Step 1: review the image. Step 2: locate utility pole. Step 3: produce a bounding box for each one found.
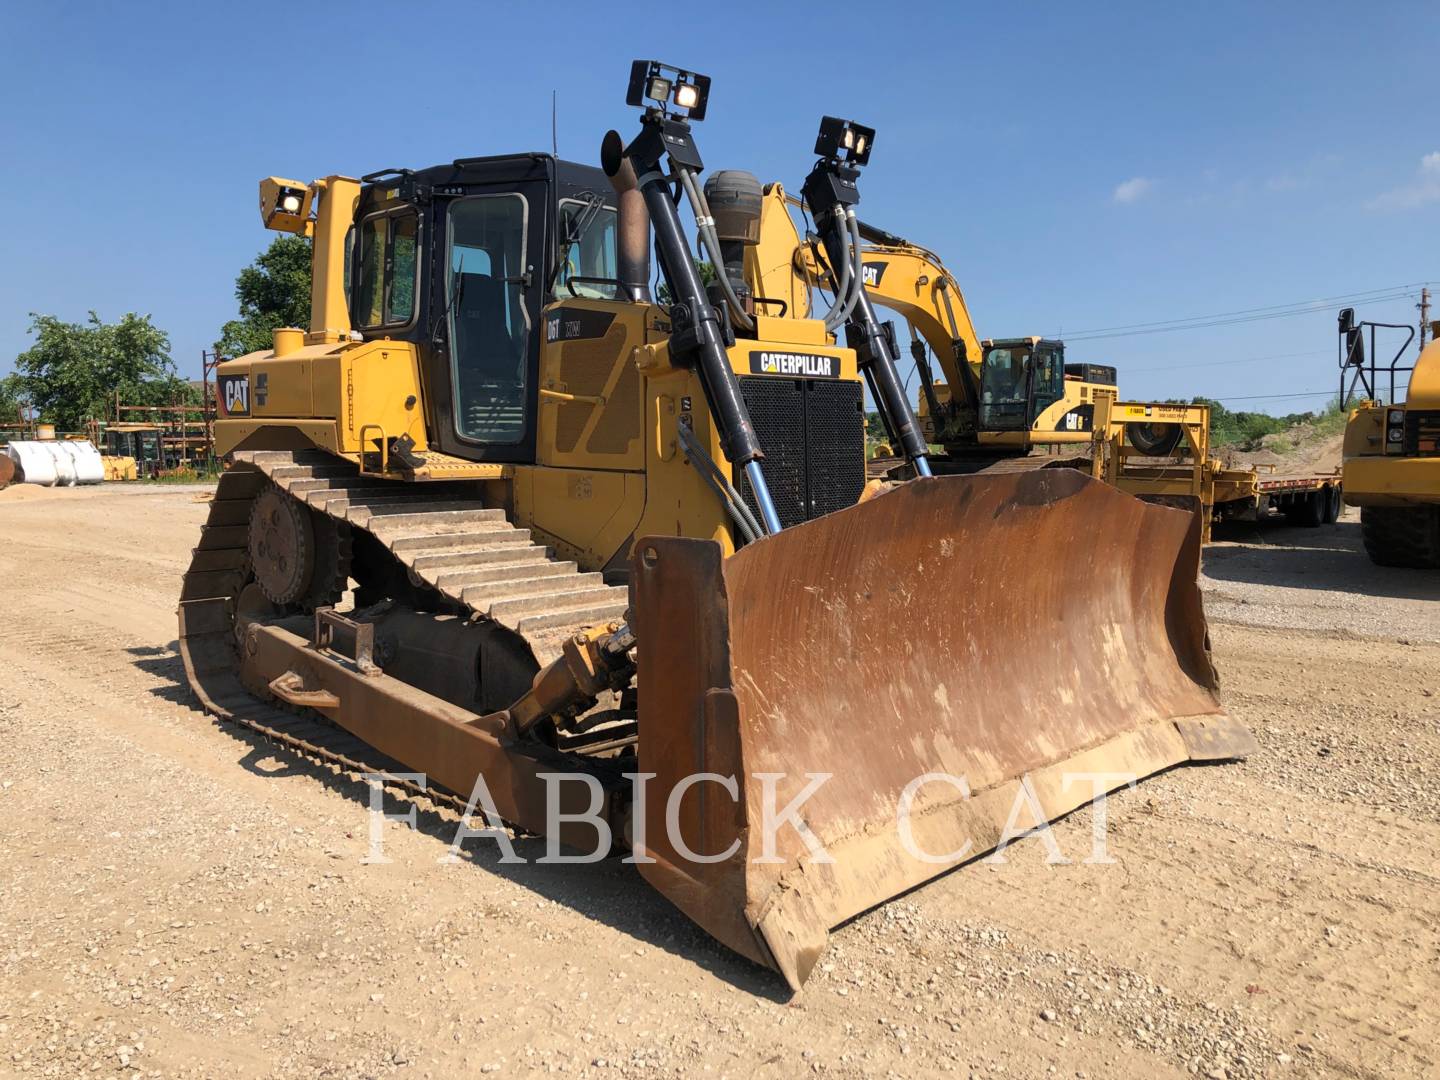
[1419,286,1430,357]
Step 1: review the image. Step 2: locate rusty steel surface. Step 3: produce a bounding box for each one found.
[0,452,14,489]
[633,470,1254,989]
[238,620,613,848]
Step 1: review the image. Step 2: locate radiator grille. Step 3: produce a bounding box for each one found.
[1403,409,1440,456]
[736,376,865,529]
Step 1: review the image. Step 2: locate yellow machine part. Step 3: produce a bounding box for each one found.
[101,455,138,481]
[1342,404,1440,508]
[1342,339,1440,508]
[215,295,855,577]
[214,336,429,459]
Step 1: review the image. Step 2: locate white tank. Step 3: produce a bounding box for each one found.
[6,440,106,486]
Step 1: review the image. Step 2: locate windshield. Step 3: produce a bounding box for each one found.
[979,346,1031,429]
[979,343,1065,429]
[555,200,619,300]
[447,194,530,444]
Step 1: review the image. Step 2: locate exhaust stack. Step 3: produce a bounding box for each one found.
[601,130,652,303]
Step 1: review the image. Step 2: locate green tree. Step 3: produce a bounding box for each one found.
[215,235,312,358]
[1181,395,1327,450]
[13,312,177,430]
[655,259,717,306]
[0,371,30,428]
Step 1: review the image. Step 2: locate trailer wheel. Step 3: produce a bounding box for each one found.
[1360,506,1440,567]
[1283,489,1326,528]
[1324,485,1342,524]
[1127,423,1183,457]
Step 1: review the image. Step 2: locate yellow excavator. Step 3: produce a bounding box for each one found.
[780,214,1183,470]
[1339,307,1440,566]
[180,63,1253,989]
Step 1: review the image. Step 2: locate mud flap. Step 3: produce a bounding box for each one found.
[631,470,1253,990]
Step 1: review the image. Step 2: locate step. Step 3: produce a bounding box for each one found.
[266,463,358,482]
[236,450,310,467]
[388,526,531,554]
[308,491,430,515]
[283,477,378,495]
[462,572,603,607]
[408,543,548,573]
[515,598,631,635]
[485,584,624,622]
[366,507,508,533]
[436,559,576,593]
[348,500,495,528]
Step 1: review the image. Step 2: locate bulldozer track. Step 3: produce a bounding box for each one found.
[176,450,630,808]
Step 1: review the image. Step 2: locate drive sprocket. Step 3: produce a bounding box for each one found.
[248,484,317,605]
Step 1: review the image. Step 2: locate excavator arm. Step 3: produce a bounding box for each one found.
[851,230,986,440]
[775,201,986,443]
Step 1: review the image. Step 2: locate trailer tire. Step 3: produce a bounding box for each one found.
[1283,490,1326,528]
[1360,505,1440,568]
[1127,423,1183,457]
[1324,485,1342,524]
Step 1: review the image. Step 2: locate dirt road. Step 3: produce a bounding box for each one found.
[1,484,1437,1079]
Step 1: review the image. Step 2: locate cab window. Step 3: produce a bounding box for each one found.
[979,347,1030,430]
[555,200,619,300]
[353,210,419,329]
[447,193,531,444]
[1030,345,1065,416]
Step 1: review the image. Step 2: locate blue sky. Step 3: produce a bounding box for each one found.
[1,2,1433,414]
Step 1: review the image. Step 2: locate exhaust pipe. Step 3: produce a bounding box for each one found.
[601,130,651,303]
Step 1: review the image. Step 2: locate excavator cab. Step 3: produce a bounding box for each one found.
[978,337,1066,430]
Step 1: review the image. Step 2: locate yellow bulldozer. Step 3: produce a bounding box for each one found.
[1339,307,1440,566]
[180,61,1253,988]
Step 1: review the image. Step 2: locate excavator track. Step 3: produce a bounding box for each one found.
[177,450,630,804]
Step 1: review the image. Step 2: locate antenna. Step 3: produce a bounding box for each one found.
[551,90,558,157]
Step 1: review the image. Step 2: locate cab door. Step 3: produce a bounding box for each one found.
[423,181,548,464]
[1027,344,1065,426]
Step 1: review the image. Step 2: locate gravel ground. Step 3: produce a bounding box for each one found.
[1,483,1437,1079]
[1202,509,1440,640]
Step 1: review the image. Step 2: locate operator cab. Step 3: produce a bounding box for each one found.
[978,337,1065,430]
[343,155,622,465]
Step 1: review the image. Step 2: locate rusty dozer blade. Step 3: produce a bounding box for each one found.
[630,469,1255,990]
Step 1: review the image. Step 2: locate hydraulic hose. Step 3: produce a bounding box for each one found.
[624,114,783,536]
[849,277,933,476]
[677,166,754,333]
[805,177,932,477]
[841,208,866,322]
[676,420,764,543]
[819,205,854,331]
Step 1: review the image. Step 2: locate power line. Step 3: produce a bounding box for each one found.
[1057,284,1430,342]
[1125,348,1329,374]
[1202,389,1337,403]
[1065,296,1411,342]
